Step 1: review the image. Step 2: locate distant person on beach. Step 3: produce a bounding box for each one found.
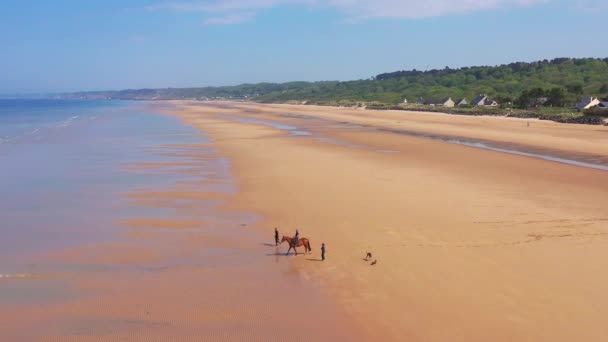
[274,228,280,246]
[321,243,326,261]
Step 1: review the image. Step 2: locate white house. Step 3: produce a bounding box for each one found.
[455,98,468,106]
[426,97,455,108]
[576,97,600,110]
[598,102,608,109]
[471,94,498,107]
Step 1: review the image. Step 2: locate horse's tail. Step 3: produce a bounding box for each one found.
[308,240,312,253]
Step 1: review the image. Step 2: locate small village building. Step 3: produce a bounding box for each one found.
[403,98,408,104]
[576,97,600,110]
[471,94,499,107]
[414,97,457,107]
[429,97,456,107]
[577,97,598,110]
[471,94,486,106]
[455,98,468,106]
[425,97,455,107]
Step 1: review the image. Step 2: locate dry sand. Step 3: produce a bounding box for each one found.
[2,101,607,341]
[167,101,608,341]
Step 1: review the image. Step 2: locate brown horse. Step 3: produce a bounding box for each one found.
[281,236,312,256]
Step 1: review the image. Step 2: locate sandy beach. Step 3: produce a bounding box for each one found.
[5,1,608,340]
[2,100,607,341]
[166,101,608,341]
[0,103,361,341]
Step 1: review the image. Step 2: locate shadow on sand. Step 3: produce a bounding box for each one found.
[266,252,306,257]
[306,258,323,262]
[263,242,310,257]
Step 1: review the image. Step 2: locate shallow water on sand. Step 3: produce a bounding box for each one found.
[230,107,608,171]
[374,126,608,171]
[0,100,211,269]
[217,114,312,136]
[0,101,360,341]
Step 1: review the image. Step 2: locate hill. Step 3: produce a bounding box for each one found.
[62,58,608,108]
[255,58,608,107]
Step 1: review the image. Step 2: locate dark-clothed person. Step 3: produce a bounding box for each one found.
[321,243,326,261]
[293,229,300,246]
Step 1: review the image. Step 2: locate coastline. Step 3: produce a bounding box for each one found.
[167,101,608,341]
[2,99,607,340]
[0,101,363,341]
[178,100,608,169]
[100,98,608,126]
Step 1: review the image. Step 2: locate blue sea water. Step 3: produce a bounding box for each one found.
[0,99,211,269]
[0,99,110,145]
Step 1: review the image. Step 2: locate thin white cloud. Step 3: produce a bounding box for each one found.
[327,0,550,19]
[205,11,257,24]
[147,0,551,23]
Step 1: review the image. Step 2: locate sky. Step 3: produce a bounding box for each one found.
[1,0,607,93]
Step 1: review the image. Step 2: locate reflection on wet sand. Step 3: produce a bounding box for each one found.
[166,101,608,342]
[1,103,360,341]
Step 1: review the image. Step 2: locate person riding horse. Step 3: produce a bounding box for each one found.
[281,234,311,255]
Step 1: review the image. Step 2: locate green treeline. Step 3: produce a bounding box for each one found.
[67,58,608,109]
[256,58,608,107]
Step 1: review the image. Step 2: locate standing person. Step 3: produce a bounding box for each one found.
[274,228,280,246]
[321,243,326,261]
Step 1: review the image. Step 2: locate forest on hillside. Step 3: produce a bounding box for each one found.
[65,58,608,109]
[255,58,608,107]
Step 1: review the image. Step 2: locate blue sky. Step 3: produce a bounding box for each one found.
[1,0,607,93]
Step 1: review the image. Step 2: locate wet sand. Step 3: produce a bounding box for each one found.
[0,104,360,341]
[166,101,608,341]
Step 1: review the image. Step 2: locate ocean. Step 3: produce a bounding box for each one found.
[0,99,210,272]
[0,100,356,341]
